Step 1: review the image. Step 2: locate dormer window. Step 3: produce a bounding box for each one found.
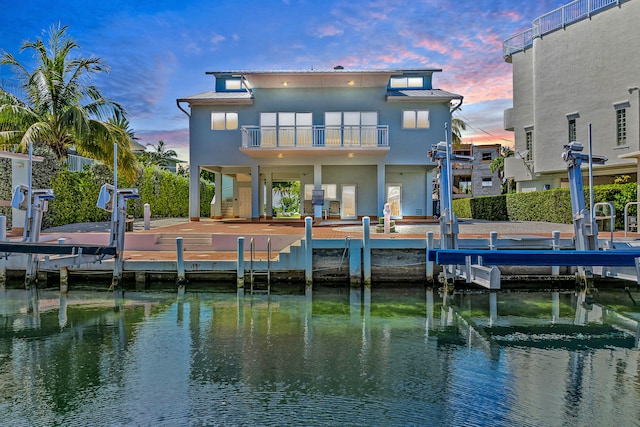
[225,79,242,90]
[390,77,424,89]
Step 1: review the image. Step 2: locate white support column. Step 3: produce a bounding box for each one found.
[313,164,322,219]
[251,164,260,220]
[212,171,222,219]
[259,174,265,219]
[265,173,273,219]
[426,169,434,217]
[377,163,385,217]
[189,164,201,221]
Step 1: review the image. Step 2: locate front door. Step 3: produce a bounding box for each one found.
[239,187,251,218]
[341,184,357,219]
[386,184,402,218]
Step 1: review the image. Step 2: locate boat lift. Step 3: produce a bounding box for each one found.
[42,184,139,289]
[427,140,640,289]
[428,136,500,288]
[0,144,139,290]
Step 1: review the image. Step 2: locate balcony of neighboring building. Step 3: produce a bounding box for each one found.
[504,108,514,131]
[503,0,624,60]
[240,124,390,158]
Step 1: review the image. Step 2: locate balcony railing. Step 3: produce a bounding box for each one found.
[503,0,622,58]
[242,125,389,149]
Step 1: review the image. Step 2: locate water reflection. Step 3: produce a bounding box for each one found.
[1,287,640,426]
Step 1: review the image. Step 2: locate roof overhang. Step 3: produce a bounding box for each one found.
[618,150,640,161]
[176,91,253,106]
[0,150,44,162]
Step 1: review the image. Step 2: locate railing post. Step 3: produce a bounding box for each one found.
[237,237,245,289]
[176,237,186,297]
[552,231,561,276]
[349,238,362,287]
[144,203,151,230]
[426,231,434,281]
[362,217,371,288]
[305,217,313,289]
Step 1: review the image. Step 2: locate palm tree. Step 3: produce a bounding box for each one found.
[451,117,467,145]
[140,140,179,169]
[490,146,515,193]
[0,24,138,178]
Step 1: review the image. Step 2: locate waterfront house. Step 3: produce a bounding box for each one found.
[178,68,463,221]
[503,0,640,193]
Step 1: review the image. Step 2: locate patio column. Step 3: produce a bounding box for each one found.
[314,164,322,219]
[377,163,385,217]
[251,164,260,221]
[265,173,273,219]
[211,171,222,219]
[426,169,434,217]
[189,164,201,221]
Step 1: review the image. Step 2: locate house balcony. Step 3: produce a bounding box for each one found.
[240,125,390,158]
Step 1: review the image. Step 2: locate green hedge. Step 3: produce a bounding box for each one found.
[452,196,507,220]
[452,183,637,229]
[452,198,471,218]
[47,165,214,225]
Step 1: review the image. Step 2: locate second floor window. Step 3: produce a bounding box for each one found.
[616,108,627,146]
[211,112,238,130]
[481,152,492,161]
[525,128,533,161]
[568,119,576,143]
[402,110,430,129]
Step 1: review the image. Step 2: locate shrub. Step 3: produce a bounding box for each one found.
[451,183,637,229]
[452,198,471,218]
[47,165,214,225]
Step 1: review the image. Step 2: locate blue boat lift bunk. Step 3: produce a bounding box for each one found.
[427,139,640,289]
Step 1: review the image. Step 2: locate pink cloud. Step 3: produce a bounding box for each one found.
[315,24,344,38]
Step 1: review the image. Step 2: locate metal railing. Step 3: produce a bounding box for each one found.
[65,154,96,171]
[503,0,622,58]
[242,124,389,149]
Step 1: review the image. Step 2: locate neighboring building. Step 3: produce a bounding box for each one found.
[450,144,502,199]
[177,68,462,221]
[503,0,640,192]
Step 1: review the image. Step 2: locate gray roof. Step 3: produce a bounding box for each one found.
[386,89,463,101]
[177,91,253,104]
[207,68,442,76]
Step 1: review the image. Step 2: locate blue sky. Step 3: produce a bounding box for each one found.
[0,0,569,162]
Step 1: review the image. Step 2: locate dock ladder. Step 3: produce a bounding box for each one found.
[250,237,271,295]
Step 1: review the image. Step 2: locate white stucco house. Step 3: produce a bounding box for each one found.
[503,0,640,192]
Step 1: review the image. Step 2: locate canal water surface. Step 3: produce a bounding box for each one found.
[1,287,640,426]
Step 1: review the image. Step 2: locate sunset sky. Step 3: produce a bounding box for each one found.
[0,0,569,162]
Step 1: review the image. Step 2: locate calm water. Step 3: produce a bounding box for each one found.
[1,286,640,427]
